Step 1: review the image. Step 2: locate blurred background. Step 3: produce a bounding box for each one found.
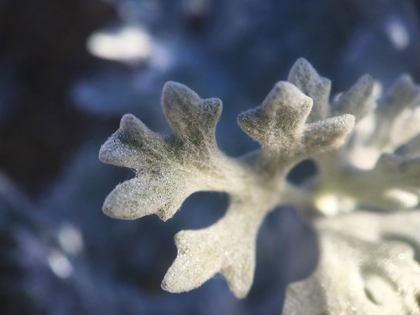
[1,0,420,314]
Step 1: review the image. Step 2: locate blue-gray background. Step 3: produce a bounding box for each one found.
[1,0,419,314]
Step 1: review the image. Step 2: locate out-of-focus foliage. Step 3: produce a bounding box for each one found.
[284,211,420,315]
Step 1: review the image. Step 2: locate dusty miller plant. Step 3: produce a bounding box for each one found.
[99,58,420,314]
